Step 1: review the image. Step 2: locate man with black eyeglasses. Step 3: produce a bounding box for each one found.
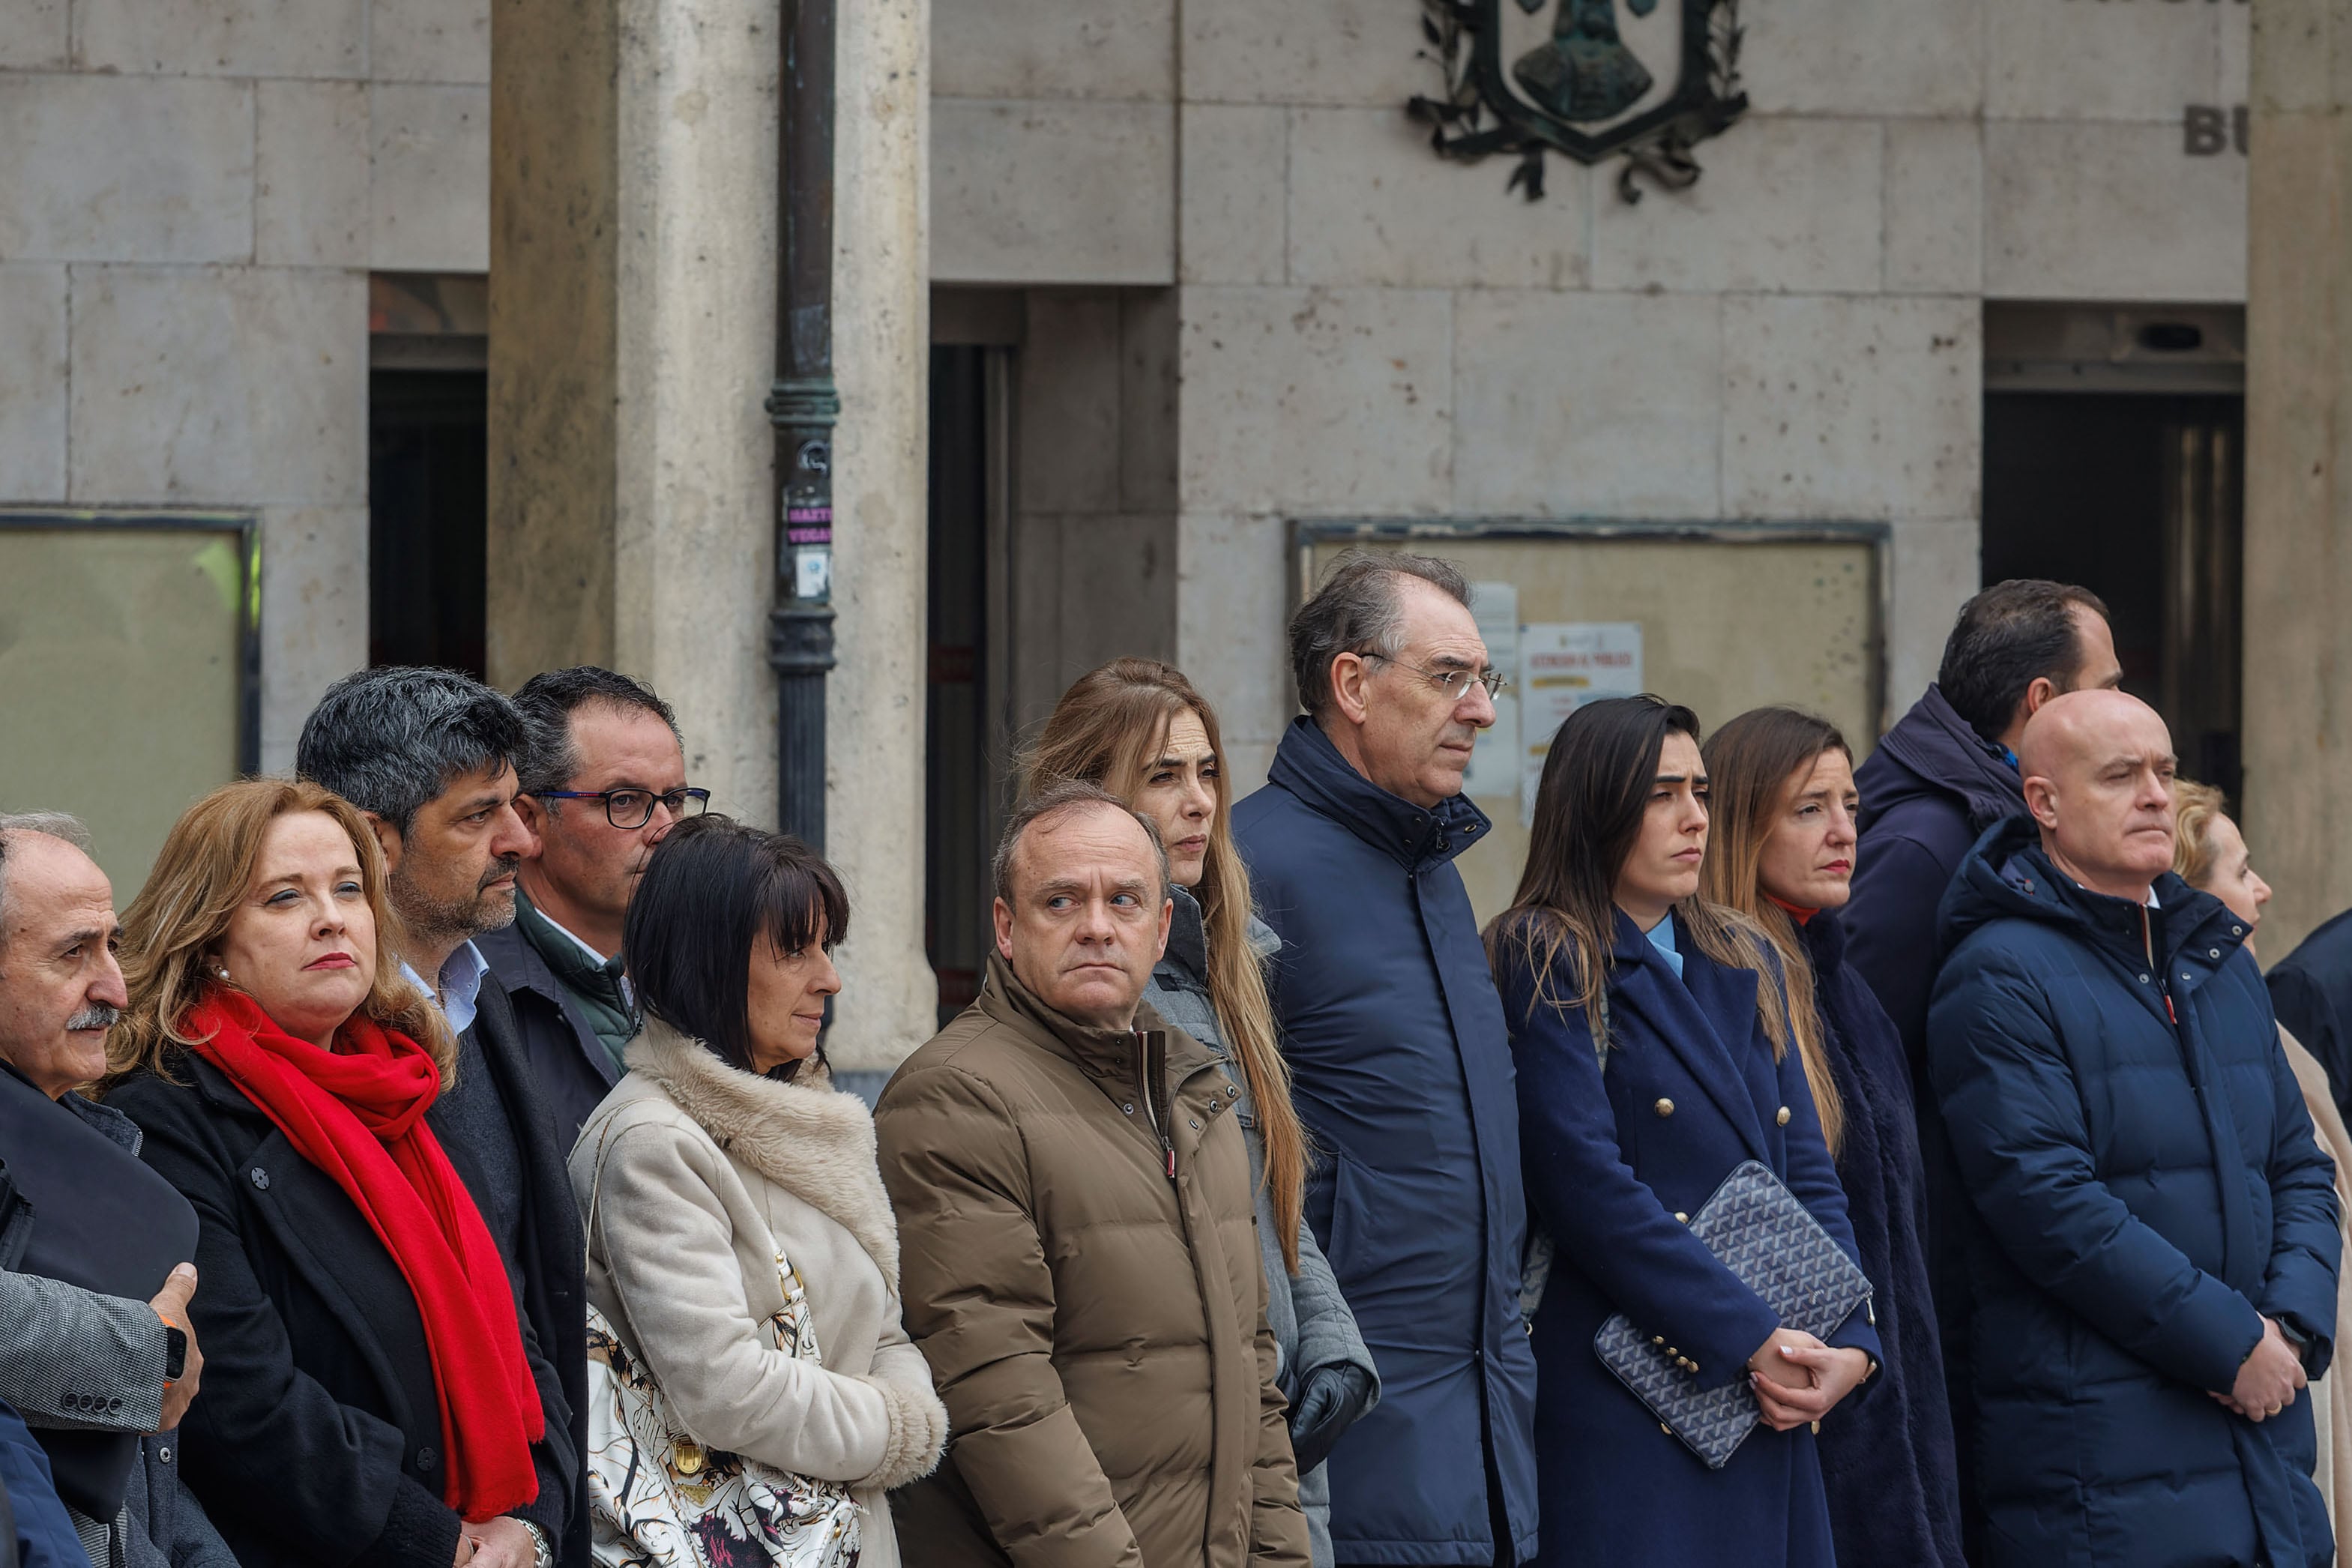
[492,667,708,1147]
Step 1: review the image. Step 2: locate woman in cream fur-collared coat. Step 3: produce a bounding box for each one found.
[570,816,947,1566]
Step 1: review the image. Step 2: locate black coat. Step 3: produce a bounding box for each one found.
[453,974,591,1568]
[106,1055,576,1568]
[472,920,622,1152]
[1846,683,2026,1555]
[1929,820,2340,1568]
[1797,911,1965,1568]
[2268,907,2352,1124]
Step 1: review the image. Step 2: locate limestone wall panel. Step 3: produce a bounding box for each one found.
[1177,285,1452,515]
[1740,0,1984,118]
[372,0,493,85]
[1018,294,1125,511]
[1177,510,1291,766]
[1886,516,1980,725]
[1590,118,1883,295]
[0,265,67,501]
[1884,121,1984,295]
[257,82,370,268]
[1181,0,1428,108]
[1453,289,1722,519]
[67,266,367,506]
[0,75,253,265]
[1721,293,1979,522]
[1286,108,1591,290]
[78,0,365,78]
[1180,104,1286,286]
[371,83,490,273]
[932,0,1172,100]
[257,507,369,772]
[0,1,67,69]
[930,98,1174,283]
[1984,120,2246,301]
[1985,0,2223,121]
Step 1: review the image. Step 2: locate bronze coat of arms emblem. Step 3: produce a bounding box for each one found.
[1410,0,1746,200]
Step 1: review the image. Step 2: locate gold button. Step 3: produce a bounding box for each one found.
[1667,1347,1678,1357]
[1809,1420,1821,1435]
[1776,1106,1791,1126]
[1660,1422,1673,1435]
[1654,1097,1675,1118]
[1652,1336,1665,1345]
[1674,1211,1689,1223]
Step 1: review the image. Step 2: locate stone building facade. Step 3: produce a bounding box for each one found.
[0,0,2296,1070]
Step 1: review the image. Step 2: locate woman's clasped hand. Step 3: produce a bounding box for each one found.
[1747,1327,1873,1432]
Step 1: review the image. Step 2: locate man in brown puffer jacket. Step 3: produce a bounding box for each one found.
[877,781,1309,1568]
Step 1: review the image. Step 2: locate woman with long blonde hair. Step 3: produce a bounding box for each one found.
[1701,705,1964,1568]
[1486,695,1878,1568]
[104,778,573,1568]
[1027,657,1377,1568]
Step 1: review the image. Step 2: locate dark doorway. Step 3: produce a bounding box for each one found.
[926,344,1013,1025]
[1982,391,2243,800]
[369,369,488,676]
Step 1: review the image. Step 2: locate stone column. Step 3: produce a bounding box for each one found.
[489,0,936,1067]
[823,0,940,1073]
[2245,0,2352,956]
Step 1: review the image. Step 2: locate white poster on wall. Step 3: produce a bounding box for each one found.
[1518,621,1644,824]
[1465,581,1521,799]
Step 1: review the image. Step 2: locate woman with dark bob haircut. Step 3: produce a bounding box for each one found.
[568,815,946,1565]
[1488,695,1881,1568]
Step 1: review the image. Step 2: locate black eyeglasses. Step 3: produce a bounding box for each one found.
[531,787,711,829]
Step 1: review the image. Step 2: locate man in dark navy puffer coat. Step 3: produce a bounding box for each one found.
[1930,690,2339,1568]
[1234,549,1537,1567]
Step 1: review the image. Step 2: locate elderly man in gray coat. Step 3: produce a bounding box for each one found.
[0,813,236,1568]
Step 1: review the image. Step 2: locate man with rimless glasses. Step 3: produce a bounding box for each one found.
[491,668,708,1145]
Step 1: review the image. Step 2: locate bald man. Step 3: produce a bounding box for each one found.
[1926,691,2340,1568]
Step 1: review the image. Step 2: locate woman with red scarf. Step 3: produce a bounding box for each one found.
[104,780,573,1568]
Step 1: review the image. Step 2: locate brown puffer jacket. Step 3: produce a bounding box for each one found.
[876,955,1309,1568]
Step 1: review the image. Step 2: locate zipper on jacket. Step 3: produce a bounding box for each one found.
[2142,907,2179,1026]
[1136,1030,1176,1181]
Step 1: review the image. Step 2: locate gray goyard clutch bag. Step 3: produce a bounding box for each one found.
[1594,1158,1872,1471]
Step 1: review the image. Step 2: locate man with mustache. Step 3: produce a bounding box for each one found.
[0,812,233,1567]
[298,668,586,1568]
[488,667,702,1145]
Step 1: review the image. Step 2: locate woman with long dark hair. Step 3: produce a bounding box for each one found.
[1027,657,1376,1567]
[1701,706,1964,1567]
[1487,695,1879,1568]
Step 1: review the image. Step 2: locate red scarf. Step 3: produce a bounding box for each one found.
[187,990,542,1520]
[1766,894,1820,926]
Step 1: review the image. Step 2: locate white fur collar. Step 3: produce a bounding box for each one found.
[627,1020,900,1289]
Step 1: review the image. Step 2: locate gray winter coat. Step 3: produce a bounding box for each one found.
[1145,887,1380,1568]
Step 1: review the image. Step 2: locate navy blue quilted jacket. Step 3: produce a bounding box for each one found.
[1929,816,2341,1568]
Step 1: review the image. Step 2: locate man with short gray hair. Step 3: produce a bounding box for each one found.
[298,668,588,1568]
[879,781,1310,1567]
[0,814,235,1568]
[1234,549,1540,1566]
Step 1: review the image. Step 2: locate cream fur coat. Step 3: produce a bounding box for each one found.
[570,1022,946,1567]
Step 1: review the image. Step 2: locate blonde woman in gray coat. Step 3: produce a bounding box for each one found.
[570,817,946,1566]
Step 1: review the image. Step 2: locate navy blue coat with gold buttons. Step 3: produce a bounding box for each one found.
[1495,906,1880,1568]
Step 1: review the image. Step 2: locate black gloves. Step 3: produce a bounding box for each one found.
[1287,1363,1375,1474]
